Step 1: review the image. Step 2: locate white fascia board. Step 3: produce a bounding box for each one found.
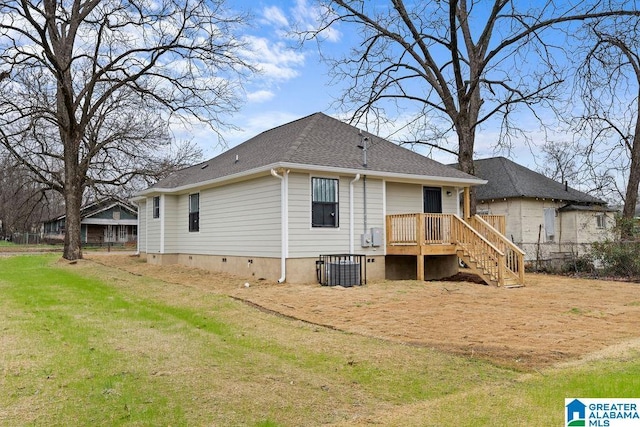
[134,162,486,196]
[279,163,487,186]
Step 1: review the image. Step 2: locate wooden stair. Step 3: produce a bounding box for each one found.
[385,213,525,287]
[451,215,526,287]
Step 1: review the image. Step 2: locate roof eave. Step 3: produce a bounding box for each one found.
[134,162,486,196]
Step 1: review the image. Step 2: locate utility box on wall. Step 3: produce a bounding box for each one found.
[361,233,372,247]
[371,227,383,247]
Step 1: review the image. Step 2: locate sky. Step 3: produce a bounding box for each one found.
[169,0,612,184]
[172,0,343,159]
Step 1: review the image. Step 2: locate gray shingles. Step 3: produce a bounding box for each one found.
[149,112,478,190]
[473,157,605,204]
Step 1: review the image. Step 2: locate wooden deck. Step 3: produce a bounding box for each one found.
[386,213,525,287]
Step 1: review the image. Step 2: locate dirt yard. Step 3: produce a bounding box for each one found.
[87,254,640,370]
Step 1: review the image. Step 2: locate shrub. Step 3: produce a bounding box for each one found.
[561,254,595,274]
[591,240,640,277]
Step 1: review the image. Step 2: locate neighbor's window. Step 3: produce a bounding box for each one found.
[189,193,199,232]
[312,177,338,227]
[596,213,606,229]
[153,196,160,219]
[544,207,556,242]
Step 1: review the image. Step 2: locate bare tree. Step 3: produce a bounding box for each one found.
[0,152,62,238]
[536,139,622,203]
[573,16,640,235]
[306,0,640,213]
[0,0,251,260]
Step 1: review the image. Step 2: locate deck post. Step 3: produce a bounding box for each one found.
[416,213,425,246]
[417,254,425,281]
[463,187,471,220]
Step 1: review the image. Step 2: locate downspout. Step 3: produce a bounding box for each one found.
[271,169,289,283]
[363,175,368,230]
[145,199,149,254]
[349,174,361,253]
[135,202,140,255]
[159,195,165,254]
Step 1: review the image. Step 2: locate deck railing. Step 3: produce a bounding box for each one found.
[478,214,506,235]
[386,213,456,246]
[386,213,524,286]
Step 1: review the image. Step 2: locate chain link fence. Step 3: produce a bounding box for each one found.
[10,233,44,245]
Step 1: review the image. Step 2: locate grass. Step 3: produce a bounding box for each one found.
[1,255,639,426]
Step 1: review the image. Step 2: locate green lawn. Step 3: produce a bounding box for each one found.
[1,255,638,426]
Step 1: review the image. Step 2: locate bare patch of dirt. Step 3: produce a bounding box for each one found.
[87,254,640,370]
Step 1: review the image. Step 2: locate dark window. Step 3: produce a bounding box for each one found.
[312,178,338,227]
[423,187,442,213]
[189,193,199,232]
[153,196,160,219]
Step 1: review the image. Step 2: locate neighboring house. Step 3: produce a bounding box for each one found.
[133,113,525,286]
[43,198,138,245]
[471,157,616,264]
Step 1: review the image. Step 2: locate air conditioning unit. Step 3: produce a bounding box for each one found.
[327,260,361,287]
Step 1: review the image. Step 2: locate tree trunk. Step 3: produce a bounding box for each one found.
[63,169,83,260]
[621,98,640,239]
[457,124,477,216]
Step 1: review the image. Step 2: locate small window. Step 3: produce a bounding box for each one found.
[544,208,556,242]
[596,213,606,229]
[189,193,199,232]
[153,196,160,219]
[312,177,338,227]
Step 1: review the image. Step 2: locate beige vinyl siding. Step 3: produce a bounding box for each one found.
[175,175,281,257]
[163,195,180,253]
[288,172,349,257]
[288,173,385,257]
[146,196,161,253]
[441,186,458,214]
[385,182,459,214]
[137,200,147,252]
[351,177,384,255]
[385,182,422,214]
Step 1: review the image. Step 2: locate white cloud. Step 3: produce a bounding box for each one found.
[262,6,289,28]
[246,89,275,103]
[292,0,341,43]
[240,35,305,81]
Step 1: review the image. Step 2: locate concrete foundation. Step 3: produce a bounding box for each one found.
[140,252,385,284]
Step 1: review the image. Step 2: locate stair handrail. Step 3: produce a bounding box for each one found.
[451,214,506,285]
[470,215,525,285]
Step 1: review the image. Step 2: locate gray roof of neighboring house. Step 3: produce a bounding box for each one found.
[145,112,481,192]
[558,204,617,212]
[471,157,605,204]
[45,197,137,222]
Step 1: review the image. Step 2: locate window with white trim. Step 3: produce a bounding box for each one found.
[189,193,199,232]
[596,213,606,229]
[153,196,160,219]
[312,177,338,227]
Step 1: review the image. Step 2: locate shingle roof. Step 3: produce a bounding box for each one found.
[45,197,136,222]
[147,112,480,191]
[472,157,605,204]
